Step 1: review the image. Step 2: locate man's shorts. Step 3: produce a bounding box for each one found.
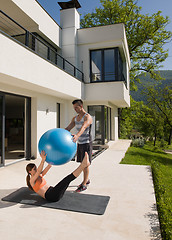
[76,142,92,163]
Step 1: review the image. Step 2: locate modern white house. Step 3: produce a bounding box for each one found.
[0,0,130,167]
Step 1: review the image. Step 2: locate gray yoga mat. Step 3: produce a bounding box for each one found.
[2,187,110,215]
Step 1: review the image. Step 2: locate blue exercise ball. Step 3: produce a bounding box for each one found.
[38,128,77,165]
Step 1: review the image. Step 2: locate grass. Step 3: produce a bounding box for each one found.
[120,142,172,240]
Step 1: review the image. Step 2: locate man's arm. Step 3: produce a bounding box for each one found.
[73,114,92,142]
[65,116,75,131]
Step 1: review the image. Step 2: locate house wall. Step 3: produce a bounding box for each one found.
[0,2,131,165]
[0,32,82,100]
[12,0,61,47]
[85,82,130,108]
[77,24,130,83]
[60,8,80,67]
[0,81,75,158]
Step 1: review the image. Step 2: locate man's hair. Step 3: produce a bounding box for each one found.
[72,99,83,106]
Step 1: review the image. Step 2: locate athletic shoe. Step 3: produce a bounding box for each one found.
[86,179,90,185]
[75,184,87,192]
[77,179,90,189]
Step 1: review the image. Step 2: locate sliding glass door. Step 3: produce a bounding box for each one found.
[0,92,31,166]
[0,94,5,166]
[88,105,112,145]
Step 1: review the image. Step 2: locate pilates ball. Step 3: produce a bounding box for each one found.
[38,128,77,165]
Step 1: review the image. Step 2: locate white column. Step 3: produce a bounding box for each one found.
[60,8,80,67]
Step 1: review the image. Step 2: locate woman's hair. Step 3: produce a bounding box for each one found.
[26,163,35,191]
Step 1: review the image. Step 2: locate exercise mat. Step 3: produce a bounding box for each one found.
[2,187,110,215]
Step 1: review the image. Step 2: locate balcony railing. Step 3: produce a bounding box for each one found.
[0,9,84,82]
[91,72,127,88]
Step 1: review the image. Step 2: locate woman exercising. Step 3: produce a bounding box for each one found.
[26,150,90,202]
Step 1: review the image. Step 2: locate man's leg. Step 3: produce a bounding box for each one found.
[82,142,92,186]
[73,152,90,177]
[82,166,89,186]
[75,143,92,192]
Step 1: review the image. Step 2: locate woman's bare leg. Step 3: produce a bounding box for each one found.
[73,152,90,178]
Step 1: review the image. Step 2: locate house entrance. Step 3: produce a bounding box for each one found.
[0,92,31,166]
[88,105,112,145]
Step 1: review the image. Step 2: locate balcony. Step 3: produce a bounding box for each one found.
[85,81,130,107]
[91,72,127,89]
[0,10,84,82]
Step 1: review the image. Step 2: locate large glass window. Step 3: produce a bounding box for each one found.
[90,50,102,81]
[88,105,112,145]
[104,49,115,81]
[90,47,125,83]
[57,103,60,128]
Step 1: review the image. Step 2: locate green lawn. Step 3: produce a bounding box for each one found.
[120,143,172,240]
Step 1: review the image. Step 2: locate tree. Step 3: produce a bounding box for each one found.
[120,98,164,145]
[118,99,135,139]
[142,85,172,145]
[134,103,164,146]
[81,0,172,89]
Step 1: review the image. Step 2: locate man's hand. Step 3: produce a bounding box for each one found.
[72,134,79,143]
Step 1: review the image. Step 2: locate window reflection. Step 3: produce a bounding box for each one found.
[91,50,102,81]
[90,47,125,83]
[88,105,111,145]
[104,49,115,81]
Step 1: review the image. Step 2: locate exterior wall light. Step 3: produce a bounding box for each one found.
[46,108,50,114]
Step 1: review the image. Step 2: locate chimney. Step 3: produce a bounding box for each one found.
[58,0,81,68]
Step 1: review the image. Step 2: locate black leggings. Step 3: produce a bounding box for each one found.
[44,173,76,202]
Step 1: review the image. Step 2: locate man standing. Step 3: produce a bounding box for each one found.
[65,99,92,192]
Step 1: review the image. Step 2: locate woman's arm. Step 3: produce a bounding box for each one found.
[30,151,47,184]
[41,164,52,176]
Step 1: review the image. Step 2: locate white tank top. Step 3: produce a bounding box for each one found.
[74,113,92,144]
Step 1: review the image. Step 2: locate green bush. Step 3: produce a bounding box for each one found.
[160,139,168,149]
[131,138,144,147]
[151,161,172,240]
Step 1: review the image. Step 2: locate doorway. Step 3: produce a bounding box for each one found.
[0,92,31,166]
[0,94,5,167]
[88,105,112,145]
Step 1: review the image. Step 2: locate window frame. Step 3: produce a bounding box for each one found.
[90,47,125,84]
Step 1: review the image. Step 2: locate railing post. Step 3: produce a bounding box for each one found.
[74,67,76,77]
[55,53,57,65]
[25,30,29,47]
[47,47,50,60]
[63,58,65,70]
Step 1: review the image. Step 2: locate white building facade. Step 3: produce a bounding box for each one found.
[0,0,130,166]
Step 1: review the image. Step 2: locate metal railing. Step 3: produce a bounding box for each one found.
[0,9,84,82]
[91,72,128,88]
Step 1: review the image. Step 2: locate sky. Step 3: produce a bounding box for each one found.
[37,0,172,70]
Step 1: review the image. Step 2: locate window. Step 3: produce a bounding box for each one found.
[90,47,125,83]
[57,103,60,128]
[90,50,102,81]
[104,49,115,81]
[88,105,112,145]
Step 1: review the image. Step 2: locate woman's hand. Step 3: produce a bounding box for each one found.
[40,150,47,162]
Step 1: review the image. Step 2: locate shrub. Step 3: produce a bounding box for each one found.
[131,139,144,147]
[151,161,172,240]
[160,139,168,149]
